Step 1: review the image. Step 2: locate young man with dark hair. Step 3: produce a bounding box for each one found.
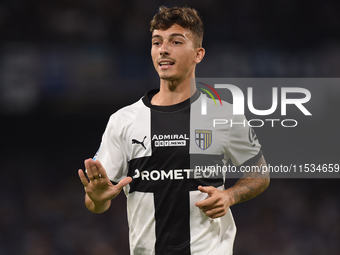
[79,6,269,255]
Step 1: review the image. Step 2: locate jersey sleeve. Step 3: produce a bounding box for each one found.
[93,114,129,183]
[226,114,262,166]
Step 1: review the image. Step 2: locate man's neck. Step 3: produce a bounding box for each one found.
[151,78,196,106]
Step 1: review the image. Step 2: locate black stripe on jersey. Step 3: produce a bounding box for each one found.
[228,150,263,179]
[131,100,191,255]
[127,90,224,255]
[240,150,263,166]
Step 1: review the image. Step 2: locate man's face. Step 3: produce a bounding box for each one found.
[151,24,202,82]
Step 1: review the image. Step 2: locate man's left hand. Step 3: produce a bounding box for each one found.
[195,186,233,219]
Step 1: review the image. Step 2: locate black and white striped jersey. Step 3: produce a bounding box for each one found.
[94,89,262,255]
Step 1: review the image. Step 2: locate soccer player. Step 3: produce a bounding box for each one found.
[78,6,269,255]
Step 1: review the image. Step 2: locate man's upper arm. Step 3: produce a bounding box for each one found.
[94,114,129,183]
[247,154,270,179]
[227,115,262,167]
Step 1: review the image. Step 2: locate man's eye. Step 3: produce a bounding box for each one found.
[174,41,182,44]
[153,41,161,46]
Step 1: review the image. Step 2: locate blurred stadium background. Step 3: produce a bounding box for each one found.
[0,0,339,254]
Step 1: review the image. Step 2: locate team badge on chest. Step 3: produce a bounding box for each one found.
[195,130,212,150]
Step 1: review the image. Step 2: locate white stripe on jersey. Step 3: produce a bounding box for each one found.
[127,191,156,254]
[189,187,236,255]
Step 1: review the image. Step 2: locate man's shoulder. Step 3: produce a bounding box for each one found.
[109,89,157,119]
[110,97,145,120]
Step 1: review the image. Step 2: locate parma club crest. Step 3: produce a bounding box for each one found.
[195,130,212,150]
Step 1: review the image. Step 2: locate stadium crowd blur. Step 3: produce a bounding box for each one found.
[1,0,339,254]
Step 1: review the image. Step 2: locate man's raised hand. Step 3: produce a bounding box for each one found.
[78,158,132,213]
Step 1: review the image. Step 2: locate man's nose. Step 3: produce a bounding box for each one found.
[159,41,170,55]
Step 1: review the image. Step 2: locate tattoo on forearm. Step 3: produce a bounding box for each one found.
[231,157,270,204]
[232,173,269,204]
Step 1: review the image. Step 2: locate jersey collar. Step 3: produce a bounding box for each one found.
[142,89,200,112]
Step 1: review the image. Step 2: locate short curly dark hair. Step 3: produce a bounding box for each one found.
[150,6,204,48]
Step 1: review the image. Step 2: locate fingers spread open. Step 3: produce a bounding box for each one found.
[85,158,105,180]
[116,177,133,190]
[94,160,109,180]
[85,159,95,180]
[78,169,89,187]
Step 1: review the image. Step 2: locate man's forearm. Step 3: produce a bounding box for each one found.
[226,156,270,206]
[227,172,270,206]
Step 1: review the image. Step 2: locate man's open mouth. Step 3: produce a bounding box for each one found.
[159,61,175,66]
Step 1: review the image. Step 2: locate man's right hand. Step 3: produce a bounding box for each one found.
[78,158,132,213]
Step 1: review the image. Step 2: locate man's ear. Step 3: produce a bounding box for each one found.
[195,47,205,64]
